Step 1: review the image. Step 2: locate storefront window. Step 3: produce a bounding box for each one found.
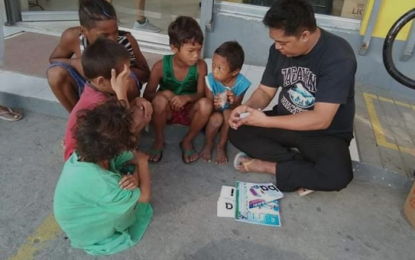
[24,0,201,34]
[222,0,368,20]
[24,0,78,11]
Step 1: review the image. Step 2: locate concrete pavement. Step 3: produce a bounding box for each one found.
[1,111,415,260]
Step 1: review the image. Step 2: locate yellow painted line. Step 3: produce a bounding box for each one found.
[378,96,393,103]
[400,147,415,157]
[363,92,415,157]
[9,214,61,260]
[394,100,411,108]
[363,93,399,150]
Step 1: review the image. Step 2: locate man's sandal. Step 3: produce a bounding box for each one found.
[233,152,257,173]
[0,107,22,122]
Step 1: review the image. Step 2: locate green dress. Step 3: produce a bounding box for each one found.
[158,55,198,95]
[53,152,153,256]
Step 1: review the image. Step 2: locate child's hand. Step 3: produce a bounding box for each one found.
[227,90,235,105]
[133,97,153,118]
[213,95,222,110]
[170,96,189,111]
[119,175,139,190]
[111,64,131,98]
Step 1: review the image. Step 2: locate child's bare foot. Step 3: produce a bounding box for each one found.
[215,146,228,165]
[180,140,199,164]
[147,141,164,163]
[200,144,213,163]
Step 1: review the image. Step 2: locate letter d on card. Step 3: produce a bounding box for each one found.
[217,198,235,218]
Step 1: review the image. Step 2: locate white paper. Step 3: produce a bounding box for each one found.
[219,186,235,200]
[217,198,235,218]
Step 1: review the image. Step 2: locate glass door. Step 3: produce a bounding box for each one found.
[16,0,201,51]
[111,0,201,34]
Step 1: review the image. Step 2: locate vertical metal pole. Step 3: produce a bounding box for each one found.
[400,20,415,62]
[0,2,5,67]
[200,0,215,58]
[359,0,383,56]
[4,0,22,25]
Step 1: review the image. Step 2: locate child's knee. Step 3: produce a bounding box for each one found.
[209,113,224,128]
[152,95,169,112]
[197,98,213,116]
[159,90,175,100]
[47,66,69,87]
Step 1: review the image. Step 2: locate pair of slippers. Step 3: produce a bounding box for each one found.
[0,107,22,122]
[147,142,199,165]
[233,152,315,197]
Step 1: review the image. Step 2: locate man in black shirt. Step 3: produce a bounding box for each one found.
[229,0,356,194]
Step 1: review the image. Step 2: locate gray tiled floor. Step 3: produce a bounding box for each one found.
[354,84,415,178]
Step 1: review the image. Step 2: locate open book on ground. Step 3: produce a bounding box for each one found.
[217,182,283,227]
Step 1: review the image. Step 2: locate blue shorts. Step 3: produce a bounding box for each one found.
[47,62,142,96]
[48,62,87,95]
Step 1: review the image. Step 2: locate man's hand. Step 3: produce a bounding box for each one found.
[133,97,153,118]
[111,64,131,98]
[170,95,190,111]
[229,106,268,129]
[119,175,139,190]
[229,105,248,129]
[237,107,268,128]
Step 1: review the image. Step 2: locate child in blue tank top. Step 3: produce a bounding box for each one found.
[200,41,251,165]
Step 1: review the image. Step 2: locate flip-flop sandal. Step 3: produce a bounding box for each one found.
[180,142,199,165]
[0,107,22,122]
[297,188,315,197]
[233,152,257,173]
[147,148,163,164]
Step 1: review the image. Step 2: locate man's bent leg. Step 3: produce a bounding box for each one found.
[276,134,353,192]
[229,124,301,163]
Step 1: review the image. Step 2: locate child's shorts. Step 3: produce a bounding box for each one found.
[47,62,142,96]
[168,103,193,126]
[48,62,87,95]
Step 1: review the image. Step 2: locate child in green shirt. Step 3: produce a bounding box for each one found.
[54,100,152,256]
[144,16,213,164]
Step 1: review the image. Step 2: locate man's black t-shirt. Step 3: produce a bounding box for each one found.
[261,29,357,142]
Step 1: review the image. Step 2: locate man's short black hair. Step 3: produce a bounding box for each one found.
[214,41,245,72]
[81,37,130,80]
[263,0,317,36]
[74,98,137,163]
[168,16,204,48]
[79,0,117,30]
